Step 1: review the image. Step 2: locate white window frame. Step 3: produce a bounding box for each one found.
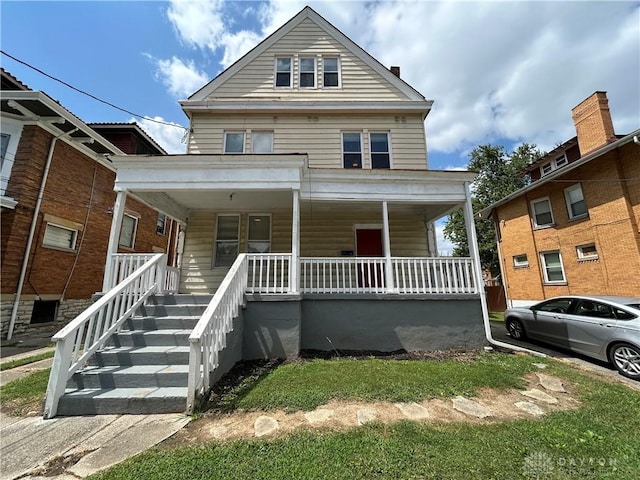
[43,223,78,251]
[564,183,588,220]
[540,153,568,176]
[540,250,566,284]
[298,56,316,89]
[541,162,553,176]
[223,131,245,154]
[555,153,568,168]
[322,56,341,88]
[274,57,293,88]
[342,132,362,169]
[213,214,240,268]
[156,213,167,235]
[530,197,554,228]
[247,214,272,254]
[251,131,274,154]
[513,254,529,268]
[577,243,598,261]
[369,132,392,169]
[1,118,24,197]
[119,214,138,249]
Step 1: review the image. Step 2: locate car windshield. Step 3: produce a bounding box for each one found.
[626,303,640,309]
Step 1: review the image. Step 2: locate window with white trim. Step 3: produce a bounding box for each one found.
[224,132,245,153]
[541,162,553,175]
[555,153,568,167]
[275,57,292,87]
[0,133,9,166]
[43,223,78,250]
[342,132,362,168]
[577,243,598,260]
[156,213,167,235]
[370,132,390,169]
[530,197,554,227]
[252,132,273,153]
[564,183,587,220]
[247,215,271,253]
[299,57,316,88]
[214,215,240,267]
[322,57,340,87]
[119,214,138,248]
[513,254,529,268]
[540,251,566,283]
[540,153,568,176]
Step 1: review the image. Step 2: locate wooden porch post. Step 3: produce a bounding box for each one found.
[291,189,300,293]
[102,190,127,292]
[382,200,394,292]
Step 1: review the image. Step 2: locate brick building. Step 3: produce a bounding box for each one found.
[480,92,640,307]
[1,69,179,339]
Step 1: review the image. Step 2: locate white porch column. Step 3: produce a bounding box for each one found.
[291,189,300,293]
[102,190,127,292]
[382,200,394,292]
[462,182,490,327]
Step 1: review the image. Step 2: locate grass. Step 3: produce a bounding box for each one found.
[0,368,50,416]
[489,311,505,323]
[0,350,55,371]
[90,356,640,480]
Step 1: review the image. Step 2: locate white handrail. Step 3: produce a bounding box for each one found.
[105,253,158,291]
[246,253,291,294]
[43,253,167,418]
[187,253,248,413]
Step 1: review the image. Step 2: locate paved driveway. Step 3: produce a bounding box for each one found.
[490,322,640,391]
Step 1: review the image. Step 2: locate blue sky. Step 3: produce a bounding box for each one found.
[2,1,639,251]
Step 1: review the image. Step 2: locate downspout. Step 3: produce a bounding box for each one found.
[463,182,545,357]
[7,127,80,340]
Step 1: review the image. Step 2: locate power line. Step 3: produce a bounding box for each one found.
[1,50,187,131]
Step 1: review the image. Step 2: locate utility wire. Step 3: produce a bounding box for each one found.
[1,50,187,131]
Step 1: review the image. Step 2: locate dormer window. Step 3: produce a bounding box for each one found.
[275,57,292,87]
[540,153,568,176]
[555,153,568,168]
[541,162,553,175]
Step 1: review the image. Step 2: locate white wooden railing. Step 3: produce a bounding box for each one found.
[392,257,477,294]
[187,254,248,413]
[300,257,387,293]
[246,254,291,294]
[165,266,180,293]
[43,253,168,418]
[105,253,179,293]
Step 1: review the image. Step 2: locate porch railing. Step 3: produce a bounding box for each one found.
[187,253,248,413]
[106,253,178,293]
[43,253,167,418]
[392,257,477,294]
[300,257,387,293]
[246,253,291,294]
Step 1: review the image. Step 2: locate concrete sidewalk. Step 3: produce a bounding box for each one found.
[0,347,55,387]
[1,412,190,479]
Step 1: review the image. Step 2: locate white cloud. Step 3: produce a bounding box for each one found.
[154,56,208,98]
[435,219,455,256]
[132,117,187,154]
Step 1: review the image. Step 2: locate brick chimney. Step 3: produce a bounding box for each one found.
[390,66,400,78]
[571,91,616,156]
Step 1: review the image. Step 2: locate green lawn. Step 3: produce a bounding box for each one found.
[0,351,55,371]
[489,311,505,323]
[0,368,50,416]
[91,354,640,479]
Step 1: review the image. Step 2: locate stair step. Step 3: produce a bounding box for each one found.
[69,365,190,389]
[125,316,200,330]
[91,346,190,366]
[56,387,187,415]
[108,329,192,347]
[146,294,213,305]
[136,304,208,317]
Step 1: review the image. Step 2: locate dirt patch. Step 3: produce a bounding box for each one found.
[19,450,95,478]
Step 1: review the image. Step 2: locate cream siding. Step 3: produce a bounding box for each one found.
[180,208,427,293]
[209,19,408,101]
[189,113,427,170]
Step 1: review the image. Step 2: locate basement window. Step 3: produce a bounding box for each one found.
[30,300,58,324]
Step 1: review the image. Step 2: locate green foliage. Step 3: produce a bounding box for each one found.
[0,351,55,371]
[0,368,50,416]
[444,143,542,275]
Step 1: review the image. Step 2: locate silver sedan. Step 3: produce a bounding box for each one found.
[505,295,640,380]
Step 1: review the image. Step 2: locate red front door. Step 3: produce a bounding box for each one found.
[356,229,384,288]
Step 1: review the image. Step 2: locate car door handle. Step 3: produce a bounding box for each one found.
[599,323,614,328]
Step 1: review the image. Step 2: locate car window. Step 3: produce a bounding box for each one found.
[614,308,637,320]
[575,300,615,319]
[535,299,573,314]
[625,303,640,310]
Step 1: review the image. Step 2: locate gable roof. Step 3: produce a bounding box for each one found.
[88,122,168,155]
[1,68,31,91]
[186,6,426,103]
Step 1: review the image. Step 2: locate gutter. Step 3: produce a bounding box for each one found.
[6,127,79,340]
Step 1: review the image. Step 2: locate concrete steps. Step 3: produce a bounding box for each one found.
[56,294,211,416]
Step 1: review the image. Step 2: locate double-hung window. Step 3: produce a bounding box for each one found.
[540,251,566,283]
[323,57,339,87]
[564,184,587,220]
[214,215,240,267]
[119,214,138,249]
[530,197,554,228]
[275,57,292,87]
[299,57,316,88]
[224,132,245,153]
[342,132,362,168]
[252,132,273,153]
[156,213,167,235]
[370,133,390,169]
[43,223,78,250]
[247,215,271,253]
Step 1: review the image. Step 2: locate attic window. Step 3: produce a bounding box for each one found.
[275,57,292,87]
[323,57,340,87]
[299,57,316,88]
[540,153,568,176]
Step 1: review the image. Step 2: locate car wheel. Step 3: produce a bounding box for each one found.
[608,343,640,380]
[506,318,526,340]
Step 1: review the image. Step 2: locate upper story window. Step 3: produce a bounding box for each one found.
[299,57,316,88]
[119,214,138,249]
[275,57,292,87]
[370,132,390,169]
[224,132,245,153]
[214,214,240,267]
[0,133,9,166]
[530,197,554,228]
[342,132,362,168]
[555,153,568,168]
[43,223,78,251]
[564,184,587,220]
[540,153,568,177]
[323,57,340,87]
[252,132,273,153]
[247,214,271,253]
[576,243,598,260]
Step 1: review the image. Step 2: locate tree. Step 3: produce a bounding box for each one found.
[443,143,542,276]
